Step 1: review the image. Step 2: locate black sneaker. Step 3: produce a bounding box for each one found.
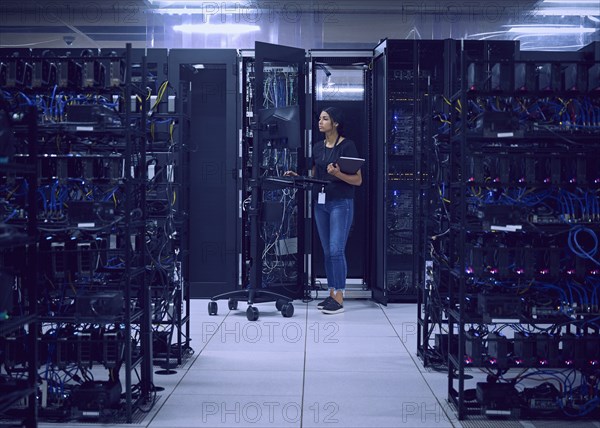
[321,299,344,314]
[317,296,334,310]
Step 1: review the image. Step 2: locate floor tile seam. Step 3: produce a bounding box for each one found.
[300,300,310,427]
[301,392,452,399]
[185,368,306,372]
[377,303,459,428]
[168,392,305,397]
[303,369,427,373]
[145,311,233,427]
[304,347,411,353]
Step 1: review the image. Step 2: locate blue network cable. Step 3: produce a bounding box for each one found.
[569,226,600,267]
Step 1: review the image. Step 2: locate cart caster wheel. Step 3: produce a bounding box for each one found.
[228,298,238,310]
[275,298,287,311]
[208,301,218,316]
[281,303,294,318]
[246,306,259,321]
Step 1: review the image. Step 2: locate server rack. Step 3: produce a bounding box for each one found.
[0,44,154,423]
[371,40,445,305]
[417,40,521,367]
[133,48,191,373]
[168,49,239,303]
[441,41,600,420]
[0,103,39,428]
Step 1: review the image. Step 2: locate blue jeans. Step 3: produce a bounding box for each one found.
[314,198,354,291]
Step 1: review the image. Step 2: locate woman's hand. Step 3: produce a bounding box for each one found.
[328,164,362,186]
[283,170,298,177]
[327,163,341,177]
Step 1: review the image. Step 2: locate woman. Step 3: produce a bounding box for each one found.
[286,107,362,314]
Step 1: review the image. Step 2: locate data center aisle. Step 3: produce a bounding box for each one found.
[38,299,600,428]
[144,299,456,428]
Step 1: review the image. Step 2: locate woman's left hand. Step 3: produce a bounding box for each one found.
[327,163,341,177]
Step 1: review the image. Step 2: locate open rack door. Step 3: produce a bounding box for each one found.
[249,41,307,300]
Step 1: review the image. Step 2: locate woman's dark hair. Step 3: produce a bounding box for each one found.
[322,106,345,136]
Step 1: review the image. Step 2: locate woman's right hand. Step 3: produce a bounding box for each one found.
[283,171,298,177]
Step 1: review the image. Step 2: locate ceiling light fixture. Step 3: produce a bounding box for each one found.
[173,23,260,34]
[533,8,600,15]
[151,8,202,14]
[506,26,596,34]
[323,87,364,94]
[151,7,255,15]
[521,43,588,50]
[147,0,231,5]
[542,0,600,3]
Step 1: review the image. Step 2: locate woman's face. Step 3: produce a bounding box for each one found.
[318,111,336,133]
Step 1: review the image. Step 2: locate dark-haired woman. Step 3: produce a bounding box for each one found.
[286,107,362,314]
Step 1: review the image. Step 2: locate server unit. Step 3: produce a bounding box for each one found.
[370,40,446,304]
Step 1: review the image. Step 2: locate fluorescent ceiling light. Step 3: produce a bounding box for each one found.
[507,26,596,34]
[467,31,510,38]
[543,0,600,3]
[323,87,364,94]
[521,43,587,50]
[151,7,254,15]
[151,8,203,14]
[507,24,591,27]
[148,0,227,4]
[534,8,600,15]
[173,24,260,34]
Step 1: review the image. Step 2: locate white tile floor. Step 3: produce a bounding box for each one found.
[143,298,459,428]
[38,298,599,428]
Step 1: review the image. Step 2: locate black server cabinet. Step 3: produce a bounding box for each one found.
[168,49,239,299]
[371,40,445,304]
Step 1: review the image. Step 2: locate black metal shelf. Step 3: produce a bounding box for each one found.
[450,131,600,144]
[447,222,590,234]
[38,308,145,325]
[34,124,127,134]
[0,234,37,250]
[449,181,600,189]
[440,41,600,422]
[0,43,156,426]
[464,88,600,98]
[0,387,36,414]
[0,314,36,336]
[0,102,39,427]
[0,162,36,175]
[446,306,583,326]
